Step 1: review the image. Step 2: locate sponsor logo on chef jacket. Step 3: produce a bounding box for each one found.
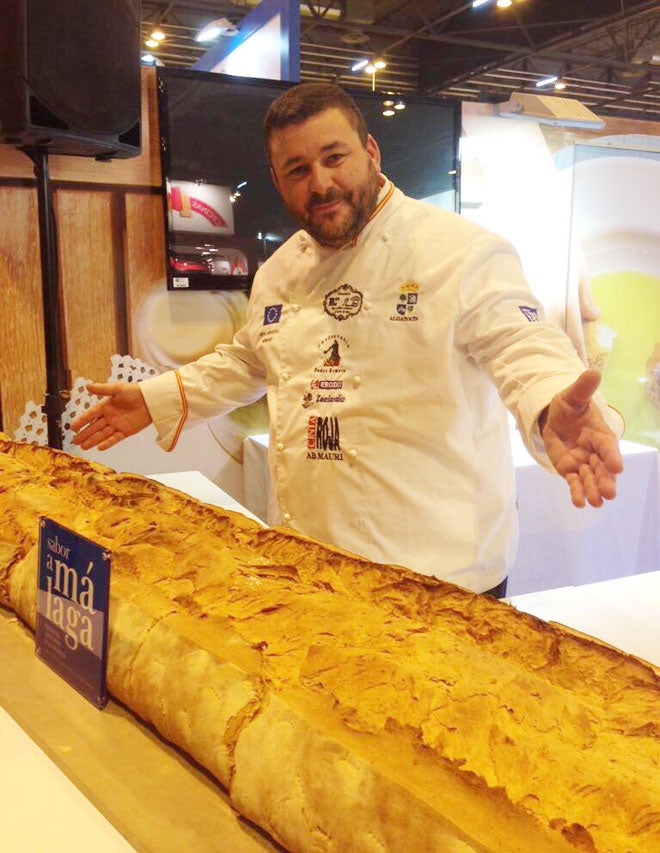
[323,284,363,321]
[307,416,343,460]
[389,281,420,322]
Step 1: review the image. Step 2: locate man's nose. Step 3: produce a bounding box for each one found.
[309,163,334,195]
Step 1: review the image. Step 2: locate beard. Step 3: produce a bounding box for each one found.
[287,159,381,249]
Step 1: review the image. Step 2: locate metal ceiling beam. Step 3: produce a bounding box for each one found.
[305,18,659,75]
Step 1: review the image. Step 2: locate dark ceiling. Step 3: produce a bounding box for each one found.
[141,0,660,121]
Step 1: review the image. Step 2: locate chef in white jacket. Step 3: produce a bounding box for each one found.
[72,83,623,597]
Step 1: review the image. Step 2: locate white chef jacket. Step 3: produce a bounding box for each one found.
[141,179,623,593]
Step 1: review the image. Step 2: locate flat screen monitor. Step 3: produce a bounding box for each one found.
[157,68,460,292]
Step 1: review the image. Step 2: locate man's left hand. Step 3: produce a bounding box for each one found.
[540,368,623,508]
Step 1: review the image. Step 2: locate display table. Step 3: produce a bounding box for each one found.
[243,431,660,596]
[509,432,660,595]
[0,703,135,852]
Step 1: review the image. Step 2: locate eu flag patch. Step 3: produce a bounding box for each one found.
[264,304,283,325]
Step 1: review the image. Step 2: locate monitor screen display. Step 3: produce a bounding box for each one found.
[157,68,460,291]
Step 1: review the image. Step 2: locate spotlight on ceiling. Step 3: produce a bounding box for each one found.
[536,75,559,88]
[195,17,238,42]
[141,54,164,66]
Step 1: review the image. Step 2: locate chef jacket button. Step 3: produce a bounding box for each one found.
[291,303,301,312]
[363,301,371,310]
[353,375,362,387]
[281,372,291,382]
[381,232,390,242]
[348,448,358,458]
[276,442,284,452]
[283,512,292,522]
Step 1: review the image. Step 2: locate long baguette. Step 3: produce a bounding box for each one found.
[0,434,658,852]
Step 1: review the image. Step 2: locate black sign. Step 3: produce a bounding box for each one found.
[36,518,111,708]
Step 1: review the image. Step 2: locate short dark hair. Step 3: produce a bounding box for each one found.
[263,82,369,156]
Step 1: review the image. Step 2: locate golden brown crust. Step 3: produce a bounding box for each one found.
[0,435,658,852]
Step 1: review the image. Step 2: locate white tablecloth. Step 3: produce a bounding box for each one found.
[243,431,660,596]
[0,704,135,852]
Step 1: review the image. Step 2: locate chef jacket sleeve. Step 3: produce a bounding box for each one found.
[138,321,267,452]
[454,233,624,469]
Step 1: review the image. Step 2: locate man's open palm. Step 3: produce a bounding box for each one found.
[71,382,152,451]
[541,369,623,508]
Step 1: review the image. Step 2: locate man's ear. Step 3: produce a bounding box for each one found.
[365,134,381,171]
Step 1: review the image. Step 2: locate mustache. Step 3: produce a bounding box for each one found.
[307,190,351,210]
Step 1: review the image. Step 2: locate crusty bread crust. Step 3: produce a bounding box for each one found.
[0,435,658,852]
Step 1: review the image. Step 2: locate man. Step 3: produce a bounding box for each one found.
[72,83,623,597]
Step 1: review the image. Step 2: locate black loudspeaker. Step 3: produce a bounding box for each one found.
[0,0,141,159]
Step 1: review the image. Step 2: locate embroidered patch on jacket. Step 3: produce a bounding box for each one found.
[263,304,283,325]
[303,378,346,408]
[323,284,363,321]
[314,335,349,375]
[519,305,540,322]
[307,416,343,460]
[389,281,420,322]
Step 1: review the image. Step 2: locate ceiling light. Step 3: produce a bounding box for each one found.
[383,99,395,107]
[472,0,492,7]
[364,63,377,74]
[374,59,387,70]
[536,75,559,88]
[140,54,164,66]
[195,17,238,42]
[145,38,159,48]
[352,58,369,72]
[150,30,165,41]
[383,109,395,117]
[554,79,567,90]
[496,0,513,7]
[394,100,406,110]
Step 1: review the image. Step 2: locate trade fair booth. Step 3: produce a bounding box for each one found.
[0,2,659,850]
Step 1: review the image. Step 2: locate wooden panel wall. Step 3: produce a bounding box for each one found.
[124,193,168,357]
[56,190,123,384]
[0,187,45,434]
[0,69,163,434]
